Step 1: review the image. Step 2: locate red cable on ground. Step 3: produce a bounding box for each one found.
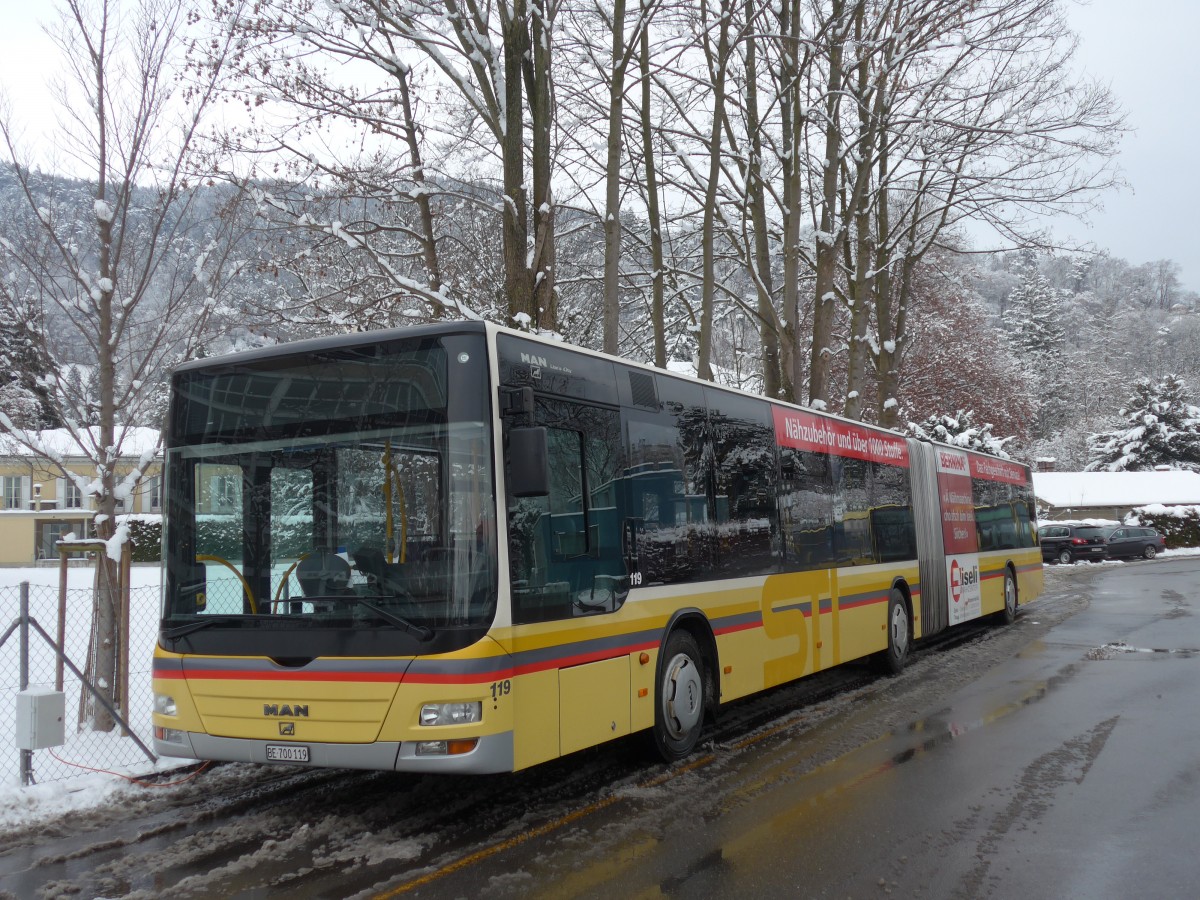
[45,748,212,787]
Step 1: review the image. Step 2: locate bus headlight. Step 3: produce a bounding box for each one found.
[419,701,482,726]
[154,693,177,716]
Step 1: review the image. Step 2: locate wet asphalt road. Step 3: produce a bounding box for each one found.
[400,557,1200,900]
[4,558,1197,899]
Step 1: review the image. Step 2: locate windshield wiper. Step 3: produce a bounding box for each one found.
[162,615,245,639]
[303,595,434,640]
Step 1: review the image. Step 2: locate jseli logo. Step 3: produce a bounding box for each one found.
[949,559,978,604]
[520,352,548,368]
[939,451,969,473]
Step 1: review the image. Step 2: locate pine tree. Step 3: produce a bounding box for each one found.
[1006,266,1065,359]
[0,300,61,428]
[1004,263,1070,438]
[1086,375,1200,472]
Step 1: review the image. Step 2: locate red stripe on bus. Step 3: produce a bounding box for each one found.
[839,594,887,610]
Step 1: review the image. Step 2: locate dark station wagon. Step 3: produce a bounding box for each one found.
[1039,524,1109,564]
[1103,526,1167,561]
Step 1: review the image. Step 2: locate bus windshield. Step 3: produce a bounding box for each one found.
[160,332,497,654]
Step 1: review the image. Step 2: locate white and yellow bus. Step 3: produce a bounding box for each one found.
[152,321,1042,773]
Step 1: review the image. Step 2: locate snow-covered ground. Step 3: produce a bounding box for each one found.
[0,564,181,830]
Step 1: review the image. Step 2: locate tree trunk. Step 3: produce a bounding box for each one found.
[809,0,846,409]
[503,0,534,326]
[397,66,443,307]
[528,0,557,332]
[697,1,731,383]
[777,0,804,404]
[89,172,118,733]
[639,11,667,369]
[603,0,626,353]
[742,0,779,398]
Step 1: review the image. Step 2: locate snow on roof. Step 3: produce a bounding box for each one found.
[0,426,161,459]
[1033,470,1200,508]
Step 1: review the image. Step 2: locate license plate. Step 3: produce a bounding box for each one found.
[266,744,310,763]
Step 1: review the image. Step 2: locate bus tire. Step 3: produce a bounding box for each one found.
[652,630,706,761]
[873,589,910,676]
[994,569,1017,626]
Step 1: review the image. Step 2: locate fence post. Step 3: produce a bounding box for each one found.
[118,541,132,737]
[19,582,32,787]
[57,547,68,692]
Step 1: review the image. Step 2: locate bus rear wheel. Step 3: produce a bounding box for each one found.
[994,569,1017,625]
[652,630,706,761]
[873,589,910,675]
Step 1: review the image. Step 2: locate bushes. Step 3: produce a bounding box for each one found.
[119,514,162,562]
[117,514,391,564]
[1126,505,1200,549]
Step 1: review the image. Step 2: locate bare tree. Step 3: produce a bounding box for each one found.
[0,0,243,729]
[220,0,561,332]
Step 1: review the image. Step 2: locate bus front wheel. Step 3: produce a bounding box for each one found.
[873,589,910,675]
[652,630,706,762]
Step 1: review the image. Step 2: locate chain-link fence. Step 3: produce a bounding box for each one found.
[0,577,160,785]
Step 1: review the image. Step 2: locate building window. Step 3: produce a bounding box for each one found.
[2,476,26,511]
[212,474,239,513]
[64,479,84,509]
[148,475,162,512]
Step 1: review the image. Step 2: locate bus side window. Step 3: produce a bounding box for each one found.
[870,460,916,563]
[832,457,871,565]
[779,448,836,572]
[705,389,779,578]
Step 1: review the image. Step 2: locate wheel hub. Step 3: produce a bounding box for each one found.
[663,653,703,738]
[890,603,909,656]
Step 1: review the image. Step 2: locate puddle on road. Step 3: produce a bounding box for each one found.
[887,663,1079,773]
[1085,641,1199,660]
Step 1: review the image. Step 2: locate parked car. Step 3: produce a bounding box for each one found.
[1103,526,1167,560]
[1039,524,1109,564]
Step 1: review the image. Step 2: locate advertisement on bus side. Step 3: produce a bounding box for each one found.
[936,447,981,624]
[772,408,910,466]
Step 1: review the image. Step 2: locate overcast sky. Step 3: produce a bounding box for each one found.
[1046,0,1200,290]
[0,1,1197,288]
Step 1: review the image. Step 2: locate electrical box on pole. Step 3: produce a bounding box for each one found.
[15,687,66,750]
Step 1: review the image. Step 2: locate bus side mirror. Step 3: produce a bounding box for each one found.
[509,426,550,497]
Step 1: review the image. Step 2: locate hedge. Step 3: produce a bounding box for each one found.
[1126,505,1200,549]
[119,515,163,563]
[115,514,393,563]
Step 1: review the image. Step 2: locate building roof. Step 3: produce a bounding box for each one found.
[1033,470,1200,509]
[0,426,161,460]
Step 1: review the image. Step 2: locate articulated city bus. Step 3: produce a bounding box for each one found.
[152,321,1042,773]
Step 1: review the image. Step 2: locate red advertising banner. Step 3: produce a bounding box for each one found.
[935,447,978,555]
[773,408,909,467]
[968,453,1028,486]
